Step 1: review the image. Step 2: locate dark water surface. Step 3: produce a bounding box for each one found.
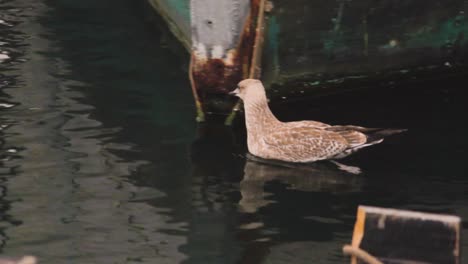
[1,0,467,263]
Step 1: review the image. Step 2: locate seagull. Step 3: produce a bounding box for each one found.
[0,256,37,264]
[230,79,405,163]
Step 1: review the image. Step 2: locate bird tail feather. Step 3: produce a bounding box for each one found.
[331,128,406,159]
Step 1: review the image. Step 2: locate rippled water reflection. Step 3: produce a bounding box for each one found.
[1,0,467,263]
[1,0,193,262]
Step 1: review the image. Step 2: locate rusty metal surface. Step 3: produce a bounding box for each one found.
[189,0,264,119]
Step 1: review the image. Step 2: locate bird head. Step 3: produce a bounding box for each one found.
[229,79,265,102]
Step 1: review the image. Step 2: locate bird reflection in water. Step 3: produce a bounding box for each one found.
[239,155,364,213]
[188,124,366,263]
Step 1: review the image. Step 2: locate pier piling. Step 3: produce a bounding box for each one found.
[189,0,266,122]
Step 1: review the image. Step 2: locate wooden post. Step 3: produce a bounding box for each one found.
[189,0,266,122]
[344,206,461,264]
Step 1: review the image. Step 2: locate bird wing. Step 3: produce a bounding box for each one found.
[325,127,368,147]
[262,126,348,162]
[287,120,330,128]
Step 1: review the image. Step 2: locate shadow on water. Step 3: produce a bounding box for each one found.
[1,0,467,263]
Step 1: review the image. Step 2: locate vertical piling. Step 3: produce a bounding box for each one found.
[189,0,266,122]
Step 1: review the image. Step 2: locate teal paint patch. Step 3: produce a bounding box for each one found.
[263,15,280,83]
[267,16,280,54]
[165,0,190,23]
[406,13,468,48]
[321,1,350,57]
[321,30,349,57]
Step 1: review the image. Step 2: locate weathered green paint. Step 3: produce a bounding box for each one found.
[262,15,280,85]
[147,0,468,89]
[147,0,191,49]
[406,13,468,48]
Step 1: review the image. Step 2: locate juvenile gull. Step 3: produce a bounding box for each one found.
[230,79,405,163]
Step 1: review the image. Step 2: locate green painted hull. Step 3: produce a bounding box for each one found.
[147,0,468,87]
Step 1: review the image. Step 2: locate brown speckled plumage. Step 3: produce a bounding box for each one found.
[231,79,404,163]
[0,256,37,264]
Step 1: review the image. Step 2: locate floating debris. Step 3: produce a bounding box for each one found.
[308,81,320,86]
[388,39,399,47]
[0,19,13,26]
[0,53,10,62]
[253,237,271,242]
[239,222,264,230]
[0,103,15,108]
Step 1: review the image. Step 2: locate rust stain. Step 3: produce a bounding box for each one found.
[191,57,242,94]
[189,0,263,116]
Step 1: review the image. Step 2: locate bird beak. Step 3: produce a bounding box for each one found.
[229,88,239,96]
